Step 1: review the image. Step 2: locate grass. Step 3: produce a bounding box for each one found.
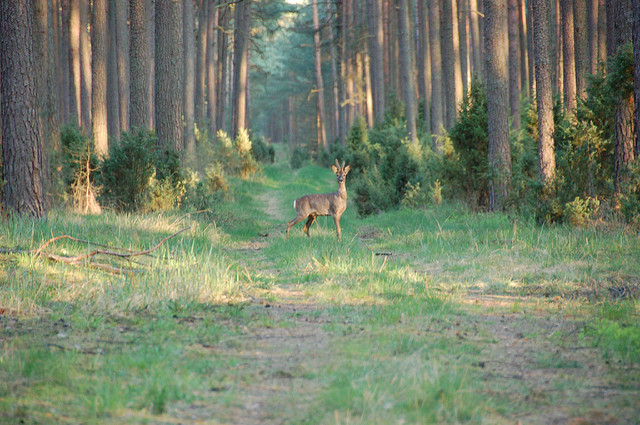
[1,155,639,424]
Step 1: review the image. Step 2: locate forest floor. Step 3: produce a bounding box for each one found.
[1,161,639,424]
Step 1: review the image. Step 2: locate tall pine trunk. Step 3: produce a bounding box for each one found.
[155,0,184,151]
[533,0,556,185]
[484,0,511,211]
[561,0,577,112]
[508,0,521,129]
[232,0,251,137]
[367,0,385,123]
[92,0,108,157]
[1,0,45,216]
[207,0,219,138]
[398,0,418,143]
[183,0,196,155]
[312,0,327,151]
[428,0,445,152]
[130,0,149,131]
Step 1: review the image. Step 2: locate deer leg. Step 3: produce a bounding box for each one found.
[333,215,342,241]
[303,215,316,237]
[286,215,307,237]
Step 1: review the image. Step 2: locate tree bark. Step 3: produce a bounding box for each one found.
[116,0,129,132]
[80,0,91,132]
[561,0,577,112]
[195,0,208,126]
[207,0,218,138]
[1,0,45,216]
[417,0,431,133]
[533,0,556,185]
[92,0,108,157]
[184,0,196,155]
[634,0,640,157]
[155,0,184,151]
[328,0,340,141]
[367,0,385,123]
[130,0,150,131]
[484,0,512,211]
[428,0,445,152]
[107,3,120,139]
[69,0,81,126]
[441,0,464,127]
[398,0,418,143]
[469,0,482,79]
[312,0,327,151]
[508,0,521,129]
[607,0,634,191]
[232,0,252,137]
[573,0,589,98]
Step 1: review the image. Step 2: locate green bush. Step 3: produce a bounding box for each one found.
[446,80,489,208]
[290,147,307,169]
[343,115,442,216]
[251,135,275,164]
[60,125,101,212]
[98,130,186,212]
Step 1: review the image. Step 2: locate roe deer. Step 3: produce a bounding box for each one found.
[286,159,351,240]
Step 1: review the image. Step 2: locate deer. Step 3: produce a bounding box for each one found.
[286,159,351,241]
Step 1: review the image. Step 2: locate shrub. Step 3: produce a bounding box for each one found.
[446,80,489,208]
[251,135,275,163]
[60,125,101,213]
[290,147,307,169]
[99,130,186,212]
[98,130,156,211]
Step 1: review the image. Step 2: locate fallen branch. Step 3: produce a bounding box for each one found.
[37,227,190,272]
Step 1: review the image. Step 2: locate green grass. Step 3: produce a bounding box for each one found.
[1,156,639,424]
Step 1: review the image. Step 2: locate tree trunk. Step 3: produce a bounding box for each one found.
[146,0,155,128]
[417,0,431,133]
[469,0,482,79]
[92,0,108,157]
[367,0,385,123]
[217,4,230,133]
[458,0,469,92]
[33,0,48,195]
[184,0,196,155]
[130,0,149,131]
[312,0,327,151]
[398,0,418,143]
[573,0,589,98]
[442,0,464,127]
[232,0,251,137]
[207,0,218,138]
[116,0,129,132]
[79,0,91,132]
[508,0,521,129]
[518,0,529,96]
[587,0,598,74]
[561,0,577,112]
[69,0,81,126]
[597,0,606,64]
[107,3,120,139]
[195,0,208,126]
[155,0,184,151]
[1,0,45,216]
[328,0,340,142]
[484,0,511,211]
[428,0,445,152]
[634,0,640,157]
[533,0,556,185]
[607,0,634,191]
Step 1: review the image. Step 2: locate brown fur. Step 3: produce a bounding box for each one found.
[286,160,350,240]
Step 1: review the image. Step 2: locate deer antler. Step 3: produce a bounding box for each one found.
[342,160,346,169]
[335,159,341,169]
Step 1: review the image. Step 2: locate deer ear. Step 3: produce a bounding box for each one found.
[331,164,338,174]
[344,165,351,174]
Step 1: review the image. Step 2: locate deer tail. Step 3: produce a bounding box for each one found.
[293,200,296,209]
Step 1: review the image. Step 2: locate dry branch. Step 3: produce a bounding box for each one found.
[37,227,190,273]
